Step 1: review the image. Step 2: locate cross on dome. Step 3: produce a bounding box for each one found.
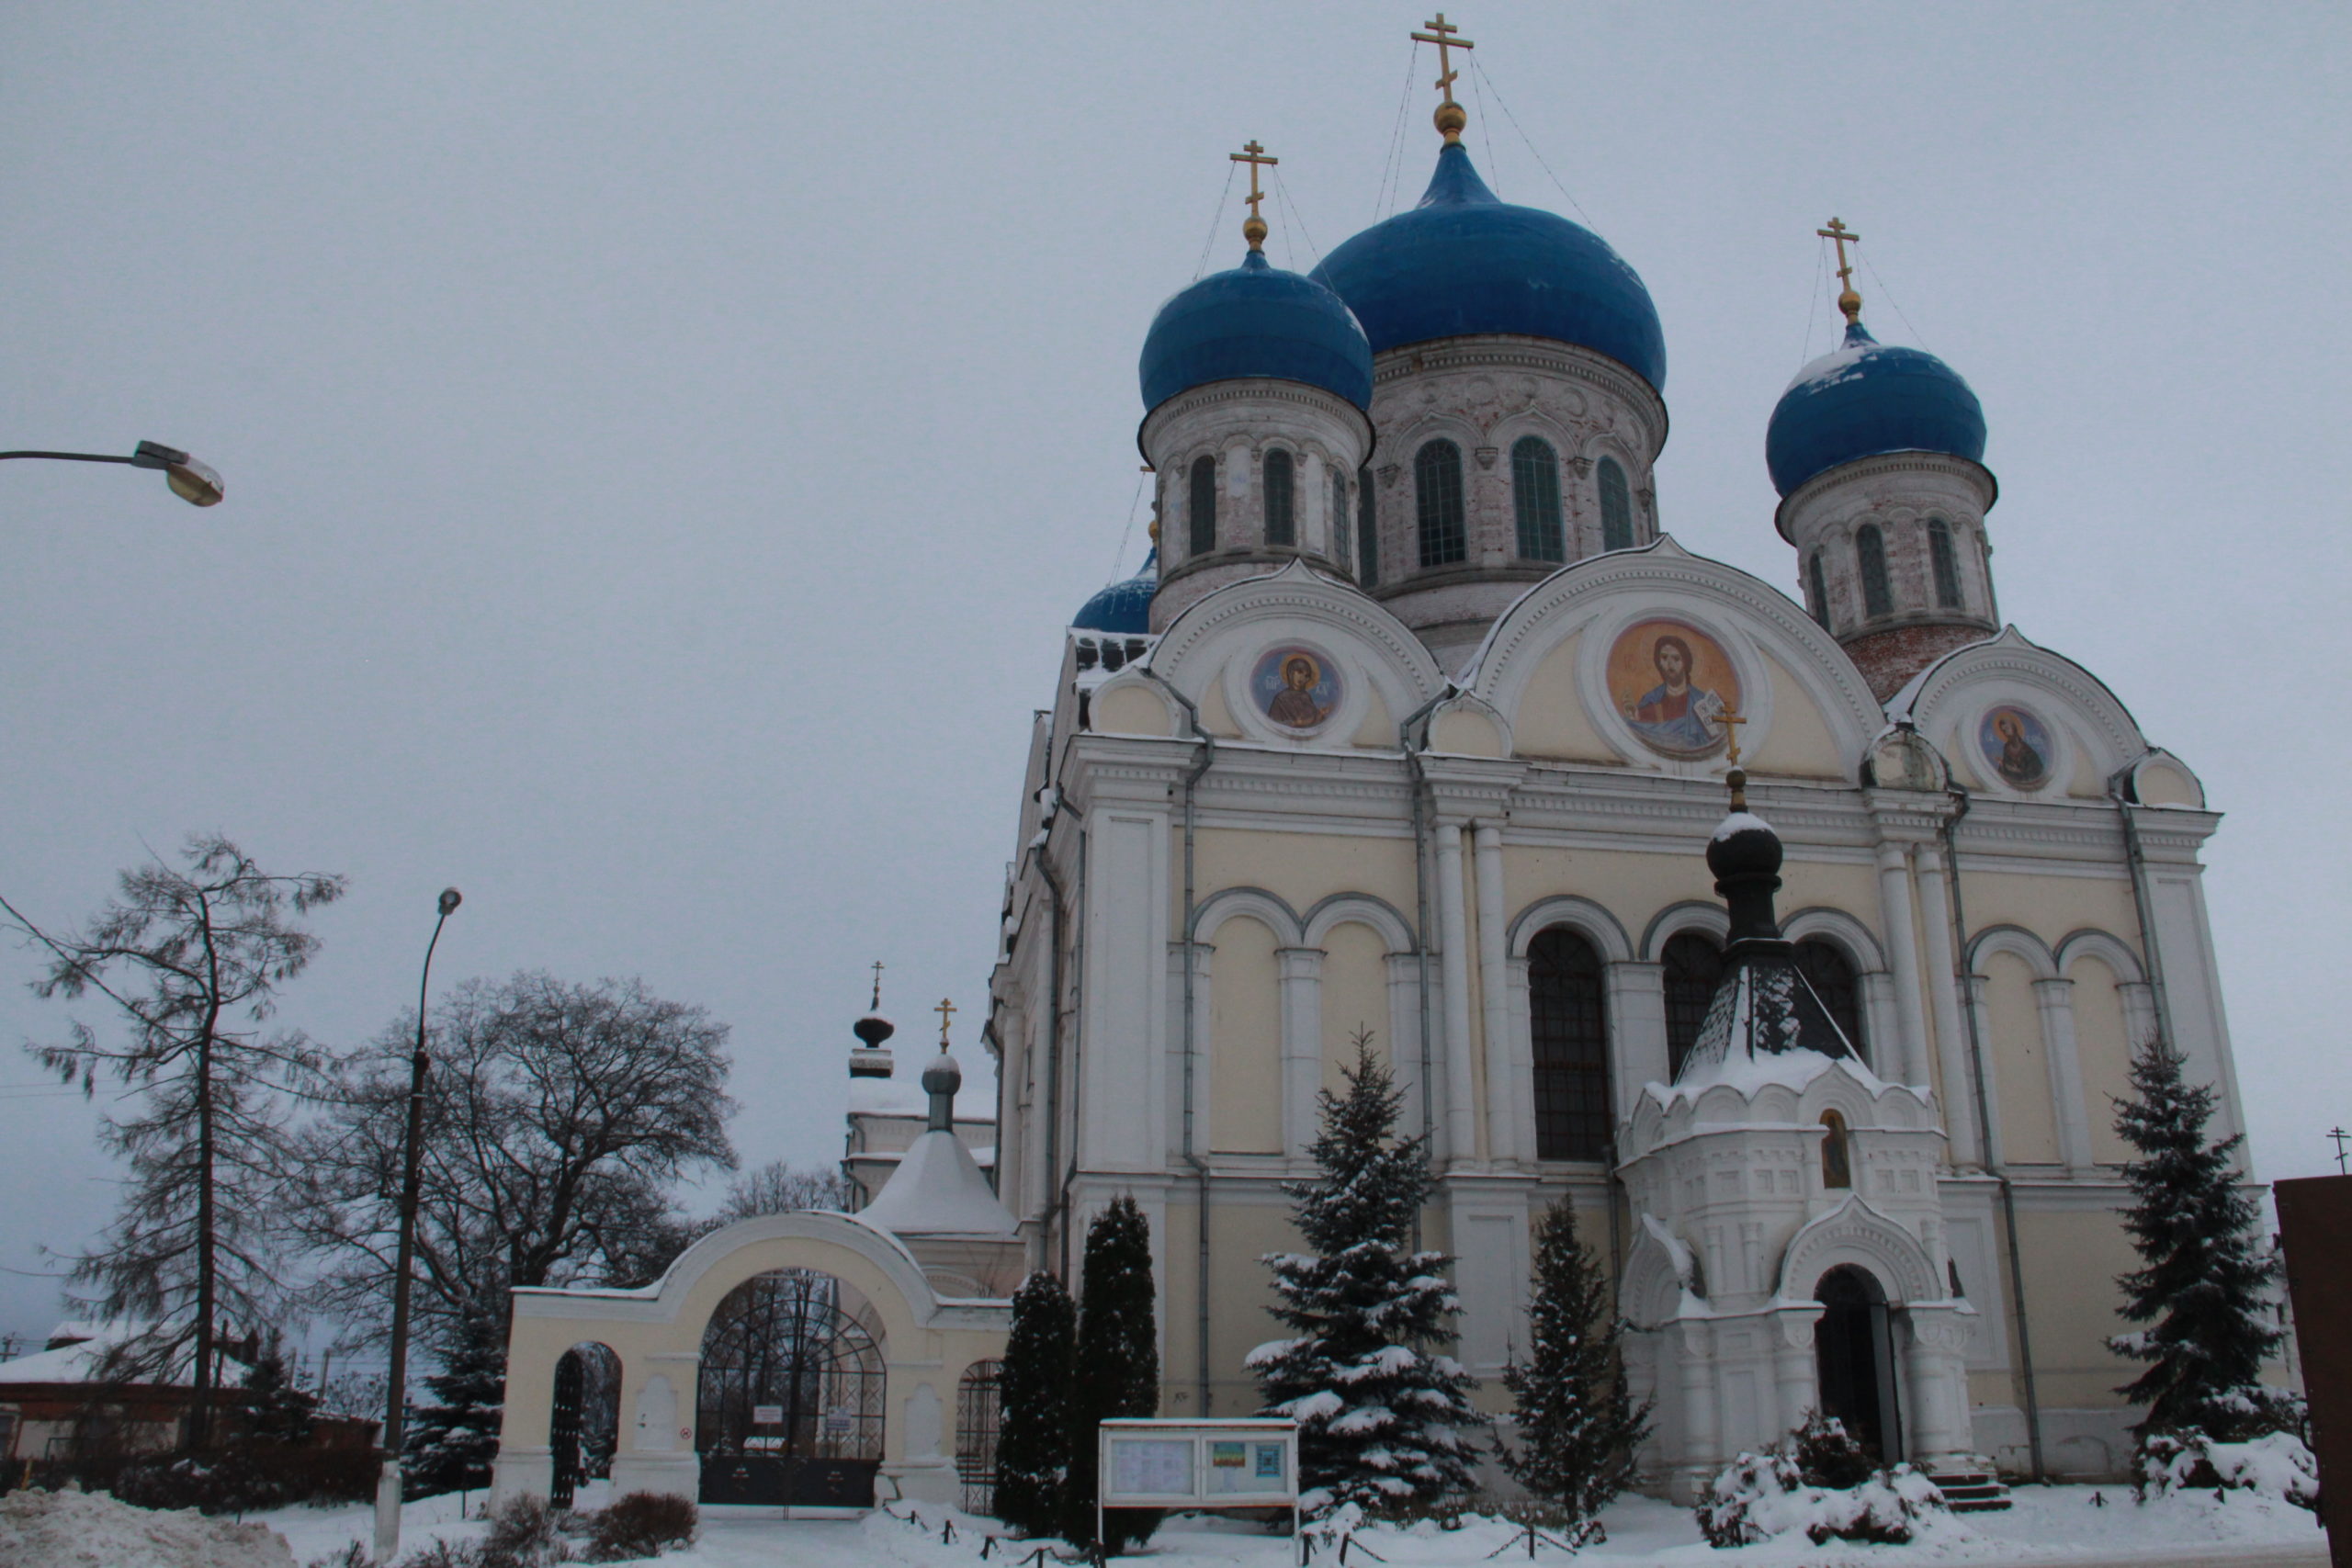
[1411,13,1476,142]
[1818,217,1864,324]
[869,958,884,1010]
[1229,140,1279,251]
[933,995,956,1047]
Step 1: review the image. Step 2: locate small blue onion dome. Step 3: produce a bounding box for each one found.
[1310,143,1667,390]
[1767,320,1988,497]
[1138,252,1374,415]
[1072,549,1157,634]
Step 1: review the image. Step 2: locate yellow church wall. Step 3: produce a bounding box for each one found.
[1746,656,1847,782]
[1509,633,1618,763]
[1985,951,2063,1165]
[1351,683,1396,750]
[1959,870,2140,953]
[2134,762,2200,807]
[2067,741,2108,799]
[1321,919,1392,1089]
[1199,677,1243,739]
[1498,842,1881,955]
[1193,829,1418,927]
[1154,1191,1300,1418]
[2070,956,2138,1167]
[1210,916,1283,1155]
[1431,706,1509,757]
[2010,1205,2140,1410]
[1094,682,1172,737]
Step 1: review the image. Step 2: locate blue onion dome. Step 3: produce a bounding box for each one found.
[1767,319,1988,497]
[1138,252,1374,415]
[1309,143,1667,390]
[1072,549,1157,634]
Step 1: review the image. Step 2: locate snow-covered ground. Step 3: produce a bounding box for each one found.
[252,1481,2327,1568]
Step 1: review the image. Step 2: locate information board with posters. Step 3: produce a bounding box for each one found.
[1097,1419,1301,1557]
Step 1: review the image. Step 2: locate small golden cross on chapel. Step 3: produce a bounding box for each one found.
[1817,217,1864,323]
[868,959,885,1010]
[933,996,956,1046]
[1411,14,1476,142]
[1230,141,1279,251]
[1717,708,1747,766]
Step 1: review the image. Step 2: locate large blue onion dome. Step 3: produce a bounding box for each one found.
[1767,320,1987,497]
[1138,252,1374,415]
[1309,143,1666,391]
[1072,549,1157,634]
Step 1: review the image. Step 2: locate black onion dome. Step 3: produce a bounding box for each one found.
[853,1014,895,1048]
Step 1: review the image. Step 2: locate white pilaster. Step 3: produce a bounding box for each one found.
[1606,961,1668,1125]
[1278,946,1325,1162]
[1871,840,1935,1088]
[1913,842,1984,1168]
[1434,822,1479,1167]
[1473,822,1516,1168]
[2032,976,2095,1173]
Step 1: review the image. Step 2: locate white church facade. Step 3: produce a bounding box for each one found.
[491,35,2252,1511]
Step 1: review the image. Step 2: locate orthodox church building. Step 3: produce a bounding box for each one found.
[978,40,2243,1496]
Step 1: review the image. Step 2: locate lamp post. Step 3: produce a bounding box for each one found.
[0,440,225,505]
[375,886,462,1563]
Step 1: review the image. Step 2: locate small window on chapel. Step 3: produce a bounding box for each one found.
[1857,524,1893,619]
[1188,456,1217,558]
[1598,457,1634,552]
[1820,1109,1853,1190]
[1511,436,1566,562]
[1264,449,1295,547]
[1928,517,1962,609]
[1416,440,1467,567]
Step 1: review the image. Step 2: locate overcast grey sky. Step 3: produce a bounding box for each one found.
[2,3,2345,1341]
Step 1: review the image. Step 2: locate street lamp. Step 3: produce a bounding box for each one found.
[0,439,224,506]
[376,886,462,1564]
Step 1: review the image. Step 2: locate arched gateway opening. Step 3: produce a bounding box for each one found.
[1815,1265,1903,1461]
[696,1269,887,1506]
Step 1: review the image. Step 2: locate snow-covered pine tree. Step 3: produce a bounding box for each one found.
[1060,1195,1161,1551]
[1501,1198,1650,1534]
[403,1301,507,1498]
[1248,1032,1486,1515]
[993,1269,1076,1537]
[2108,1037,2281,1437]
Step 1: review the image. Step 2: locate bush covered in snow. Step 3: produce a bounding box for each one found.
[2133,1428,2320,1512]
[0,1485,297,1568]
[1696,1414,1951,1548]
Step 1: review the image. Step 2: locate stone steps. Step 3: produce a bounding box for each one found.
[1929,1471,2014,1512]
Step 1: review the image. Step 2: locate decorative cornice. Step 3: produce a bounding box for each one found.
[1137,377,1375,463]
[1371,334,1669,456]
[1774,450,1998,543]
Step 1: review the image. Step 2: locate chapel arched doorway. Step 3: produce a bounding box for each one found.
[1815,1265,1903,1462]
[696,1269,887,1507]
[548,1341,620,1509]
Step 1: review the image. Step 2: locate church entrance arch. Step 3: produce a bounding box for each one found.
[1815,1265,1903,1462]
[548,1342,619,1509]
[695,1268,887,1507]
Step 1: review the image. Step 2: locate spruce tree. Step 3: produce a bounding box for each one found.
[993,1270,1076,1536]
[404,1301,507,1498]
[2107,1038,2280,1437]
[1060,1195,1161,1551]
[1248,1034,1486,1514]
[1501,1199,1650,1537]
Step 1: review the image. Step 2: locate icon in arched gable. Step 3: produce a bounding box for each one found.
[1977,704,2053,790]
[1251,645,1342,731]
[1607,618,1742,758]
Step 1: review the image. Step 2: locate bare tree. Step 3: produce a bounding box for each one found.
[715,1158,854,1222]
[1,835,345,1445]
[291,972,737,1352]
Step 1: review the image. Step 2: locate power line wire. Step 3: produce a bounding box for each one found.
[1861,253,1931,350]
[1192,163,1238,282]
[1471,59,1598,231]
[1375,44,1420,220]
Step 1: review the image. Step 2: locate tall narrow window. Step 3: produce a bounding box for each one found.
[1511,436,1566,562]
[1188,456,1217,558]
[1807,551,1832,630]
[1264,448,1295,547]
[1662,931,1724,1080]
[1820,1110,1853,1190]
[1330,468,1351,568]
[1415,439,1466,567]
[1928,518,1962,609]
[1357,467,1379,587]
[1598,457,1634,552]
[1795,938,1867,1064]
[1529,927,1611,1160]
[1857,524,1892,618]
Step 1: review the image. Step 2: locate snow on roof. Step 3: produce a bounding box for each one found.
[1712,810,1774,841]
[0,1321,236,1387]
[854,1129,1017,1238]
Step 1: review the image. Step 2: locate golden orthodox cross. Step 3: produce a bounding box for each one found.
[869,959,885,1010]
[1413,13,1476,106]
[1230,141,1278,249]
[1718,708,1747,766]
[1817,217,1864,322]
[934,996,956,1046]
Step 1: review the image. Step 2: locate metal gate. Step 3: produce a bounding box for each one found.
[696,1270,886,1507]
[956,1360,1001,1515]
[549,1348,583,1509]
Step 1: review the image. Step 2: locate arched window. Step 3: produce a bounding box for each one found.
[1188,456,1217,557]
[1511,436,1566,562]
[1330,468,1351,567]
[1529,927,1611,1160]
[1415,439,1466,567]
[1928,518,1962,609]
[1820,1109,1853,1190]
[1794,938,1867,1062]
[1856,524,1892,618]
[1264,448,1295,547]
[1807,551,1832,630]
[1661,931,1724,1080]
[1356,467,1379,587]
[1598,457,1634,552]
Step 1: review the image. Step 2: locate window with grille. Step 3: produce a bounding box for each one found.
[1857,524,1892,618]
[1529,927,1611,1160]
[956,1360,1001,1516]
[1264,449,1295,547]
[1662,931,1724,1080]
[1357,468,1378,586]
[1928,518,1962,609]
[1189,456,1217,558]
[1794,938,1867,1063]
[1599,457,1634,552]
[1415,439,1466,567]
[1511,436,1565,562]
